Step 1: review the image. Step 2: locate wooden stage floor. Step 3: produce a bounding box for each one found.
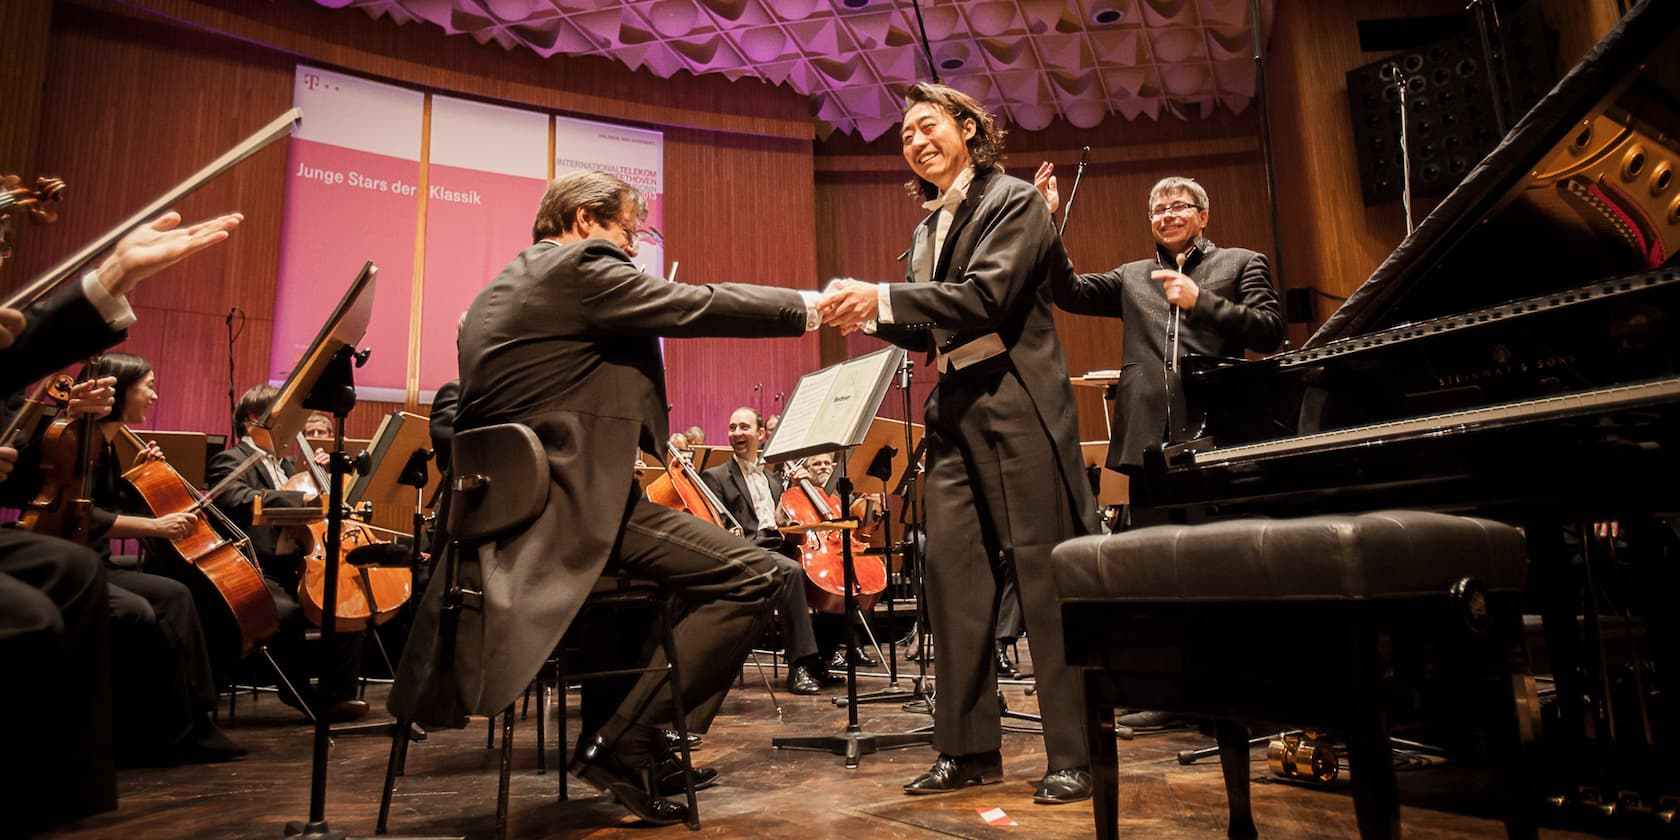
[41,649,1607,839]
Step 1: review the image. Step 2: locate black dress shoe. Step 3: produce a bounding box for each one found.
[815,664,847,688]
[829,645,878,671]
[1116,710,1190,731]
[169,720,248,764]
[570,735,689,826]
[787,663,822,695]
[662,729,703,751]
[653,754,720,795]
[1033,767,1093,804]
[994,641,1020,679]
[325,699,370,723]
[903,750,1004,795]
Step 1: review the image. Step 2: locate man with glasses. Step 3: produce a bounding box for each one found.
[393,168,820,826]
[1034,171,1284,508]
[1035,172,1284,731]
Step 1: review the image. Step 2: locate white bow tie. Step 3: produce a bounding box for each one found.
[922,183,966,213]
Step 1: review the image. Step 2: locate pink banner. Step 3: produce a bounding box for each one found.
[271,140,419,400]
[418,164,547,391]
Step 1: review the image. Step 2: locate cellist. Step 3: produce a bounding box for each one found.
[13,351,246,765]
[205,384,368,722]
[699,406,845,696]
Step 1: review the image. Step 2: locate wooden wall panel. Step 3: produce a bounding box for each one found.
[8,0,822,480]
[0,0,65,265]
[86,0,812,141]
[660,127,822,441]
[1268,0,1627,342]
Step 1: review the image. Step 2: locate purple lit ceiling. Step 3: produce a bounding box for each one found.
[313,0,1274,140]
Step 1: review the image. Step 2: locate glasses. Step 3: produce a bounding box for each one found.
[1147,201,1201,221]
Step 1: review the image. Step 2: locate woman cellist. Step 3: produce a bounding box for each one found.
[205,384,369,723]
[42,352,246,765]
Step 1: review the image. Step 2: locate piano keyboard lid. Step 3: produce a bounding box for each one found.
[1308,1,1680,350]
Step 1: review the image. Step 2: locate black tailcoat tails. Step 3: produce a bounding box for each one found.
[391,239,808,731]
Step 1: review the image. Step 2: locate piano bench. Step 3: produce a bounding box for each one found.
[1052,510,1539,840]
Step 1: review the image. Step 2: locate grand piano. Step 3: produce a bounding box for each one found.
[1146,1,1680,523]
[1131,0,1680,822]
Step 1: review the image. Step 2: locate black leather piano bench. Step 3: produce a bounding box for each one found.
[1052,510,1541,840]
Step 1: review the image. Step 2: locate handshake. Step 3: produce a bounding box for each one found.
[814,277,879,335]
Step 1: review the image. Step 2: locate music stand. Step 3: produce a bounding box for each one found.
[764,347,930,767]
[258,262,402,840]
[347,411,433,508]
[836,416,924,708]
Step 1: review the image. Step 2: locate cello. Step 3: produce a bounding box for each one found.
[119,427,280,659]
[777,461,887,614]
[289,434,412,630]
[646,448,745,536]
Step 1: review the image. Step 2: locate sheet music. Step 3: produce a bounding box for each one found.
[763,347,905,463]
[772,366,839,455]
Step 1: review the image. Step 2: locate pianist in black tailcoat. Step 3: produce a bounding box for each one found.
[1038,173,1285,486]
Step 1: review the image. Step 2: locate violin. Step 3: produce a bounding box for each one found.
[290,434,412,631]
[777,463,887,614]
[0,174,66,260]
[119,427,280,659]
[646,448,744,536]
[18,368,99,544]
[0,374,74,449]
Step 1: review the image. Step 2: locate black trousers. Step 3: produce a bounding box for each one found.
[263,571,367,709]
[921,368,1088,771]
[583,496,785,747]
[0,528,115,831]
[106,566,217,764]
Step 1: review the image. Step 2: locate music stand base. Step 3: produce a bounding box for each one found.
[772,728,931,769]
[283,821,345,840]
[834,682,917,707]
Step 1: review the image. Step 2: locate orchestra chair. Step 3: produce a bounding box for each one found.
[1052,510,1539,840]
[375,423,699,839]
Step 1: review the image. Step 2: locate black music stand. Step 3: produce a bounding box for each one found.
[765,348,930,767]
[835,413,927,711]
[261,263,447,840]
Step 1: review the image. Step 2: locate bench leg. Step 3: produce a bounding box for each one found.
[1215,721,1256,839]
[1345,700,1401,839]
[1084,675,1119,840]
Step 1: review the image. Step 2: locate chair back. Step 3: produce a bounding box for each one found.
[446,423,549,542]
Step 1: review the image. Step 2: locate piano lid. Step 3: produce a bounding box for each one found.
[1307,1,1680,349]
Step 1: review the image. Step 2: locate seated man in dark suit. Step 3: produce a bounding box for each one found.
[701,406,843,695]
[207,385,368,722]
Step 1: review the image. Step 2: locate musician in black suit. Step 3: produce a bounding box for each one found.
[206,385,368,721]
[0,208,239,827]
[391,168,817,826]
[1034,172,1285,492]
[818,82,1100,804]
[700,405,842,695]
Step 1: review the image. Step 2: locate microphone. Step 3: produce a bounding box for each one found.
[225,306,238,326]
